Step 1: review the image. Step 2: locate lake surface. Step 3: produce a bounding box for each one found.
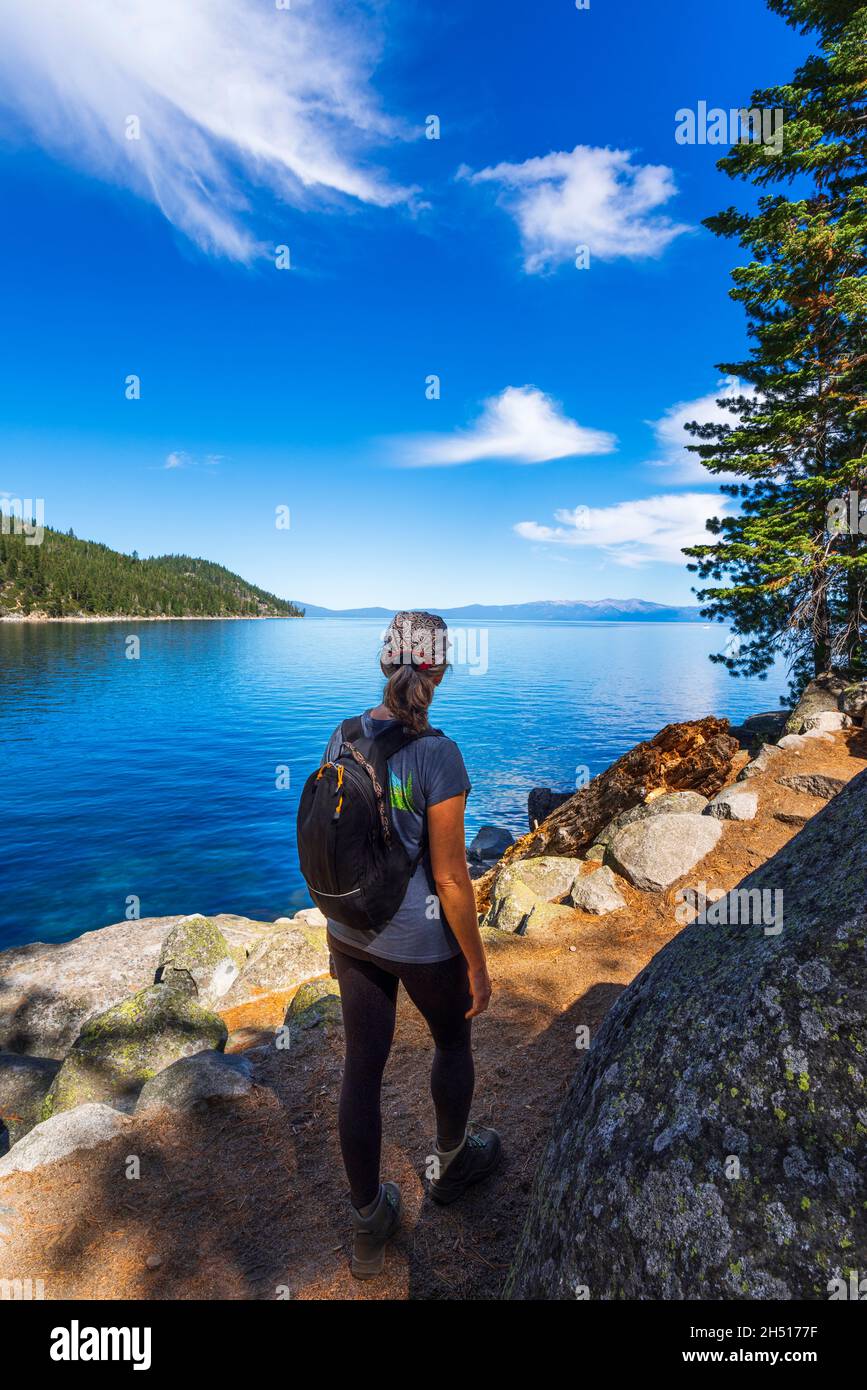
[0,618,789,950]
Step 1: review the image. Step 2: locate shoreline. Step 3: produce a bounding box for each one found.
[0,613,302,624]
[1,613,709,626]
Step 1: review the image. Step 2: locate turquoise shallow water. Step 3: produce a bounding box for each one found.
[0,617,789,949]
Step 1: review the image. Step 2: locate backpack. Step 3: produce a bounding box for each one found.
[296,716,444,934]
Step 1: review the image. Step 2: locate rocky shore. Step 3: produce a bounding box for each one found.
[1,673,865,1299]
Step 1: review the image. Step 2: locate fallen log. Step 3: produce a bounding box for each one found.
[474,717,742,913]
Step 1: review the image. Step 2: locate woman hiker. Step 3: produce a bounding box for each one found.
[298,611,501,1279]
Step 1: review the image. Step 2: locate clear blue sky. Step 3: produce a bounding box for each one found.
[0,0,808,608]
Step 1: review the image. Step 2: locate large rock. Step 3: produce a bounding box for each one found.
[777,733,811,752]
[0,1103,129,1178]
[778,774,846,801]
[284,980,343,1033]
[44,981,228,1116]
[156,915,239,1003]
[705,788,758,822]
[482,857,582,934]
[726,725,756,751]
[468,825,515,863]
[743,710,791,739]
[803,711,851,733]
[289,907,327,929]
[135,1052,253,1115]
[840,680,867,722]
[0,914,274,1058]
[476,719,740,912]
[219,922,330,1012]
[0,1054,61,1149]
[523,901,581,933]
[568,867,627,915]
[606,814,723,893]
[738,744,783,780]
[785,673,849,734]
[594,791,710,851]
[497,857,581,901]
[729,712,791,752]
[507,767,867,1301]
[528,789,574,829]
[482,877,541,934]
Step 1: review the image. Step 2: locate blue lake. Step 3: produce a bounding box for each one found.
[0,617,789,950]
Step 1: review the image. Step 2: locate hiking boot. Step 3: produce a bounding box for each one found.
[350,1182,402,1279]
[429,1127,502,1206]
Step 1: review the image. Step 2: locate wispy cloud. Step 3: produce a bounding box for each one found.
[459,145,691,272]
[162,451,222,470]
[393,385,617,468]
[647,376,757,483]
[0,0,410,261]
[515,492,733,567]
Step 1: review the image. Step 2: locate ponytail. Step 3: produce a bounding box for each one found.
[381,663,441,733]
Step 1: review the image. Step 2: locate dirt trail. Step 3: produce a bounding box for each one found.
[2,728,865,1300]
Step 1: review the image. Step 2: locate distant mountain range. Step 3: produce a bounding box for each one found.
[295,599,703,622]
[0,518,702,625]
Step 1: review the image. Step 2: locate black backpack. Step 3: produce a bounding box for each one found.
[296,716,443,933]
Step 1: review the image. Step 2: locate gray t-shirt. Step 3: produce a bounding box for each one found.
[323,711,471,963]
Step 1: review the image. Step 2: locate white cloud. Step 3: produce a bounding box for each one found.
[647,376,758,483]
[395,386,617,468]
[515,492,734,567]
[0,0,409,261]
[459,145,691,272]
[162,451,221,470]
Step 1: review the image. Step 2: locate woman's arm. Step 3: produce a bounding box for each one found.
[427,794,492,1019]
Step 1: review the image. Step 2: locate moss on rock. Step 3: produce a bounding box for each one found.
[156,915,239,1003]
[284,978,342,1034]
[45,981,228,1115]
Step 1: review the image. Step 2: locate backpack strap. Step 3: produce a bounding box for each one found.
[374,724,421,762]
[337,717,445,854]
[339,717,441,764]
[340,716,365,744]
[335,717,415,847]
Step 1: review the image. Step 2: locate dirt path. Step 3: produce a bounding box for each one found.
[2,728,864,1300]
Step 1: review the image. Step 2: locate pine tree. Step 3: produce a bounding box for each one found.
[684,0,867,700]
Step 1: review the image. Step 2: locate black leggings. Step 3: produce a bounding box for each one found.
[329,941,475,1209]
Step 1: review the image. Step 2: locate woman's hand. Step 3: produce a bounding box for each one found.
[466,962,492,1019]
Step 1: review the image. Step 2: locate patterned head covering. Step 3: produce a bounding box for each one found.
[380,611,449,670]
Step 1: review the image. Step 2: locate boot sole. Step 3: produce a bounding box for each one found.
[430,1139,502,1206]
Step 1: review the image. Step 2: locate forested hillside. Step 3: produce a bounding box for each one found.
[0,525,303,618]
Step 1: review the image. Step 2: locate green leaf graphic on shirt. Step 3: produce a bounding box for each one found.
[389,768,416,813]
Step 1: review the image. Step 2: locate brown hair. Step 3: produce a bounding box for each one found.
[379,611,449,734]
